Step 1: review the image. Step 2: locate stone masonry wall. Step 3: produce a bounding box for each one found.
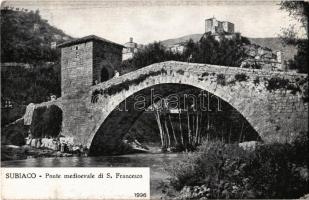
[60,61,308,150]
[93,41,122,83]
[61,41,93,98]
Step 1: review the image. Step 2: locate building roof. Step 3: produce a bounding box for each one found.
[57,35,124,48]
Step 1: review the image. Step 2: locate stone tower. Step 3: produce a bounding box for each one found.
[58,35,123,98]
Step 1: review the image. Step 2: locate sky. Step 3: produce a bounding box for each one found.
[2,0,306,44]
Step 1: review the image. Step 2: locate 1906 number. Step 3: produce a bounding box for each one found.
[134,193,146,198]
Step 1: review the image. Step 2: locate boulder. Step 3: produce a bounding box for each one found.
[239,141,259,151]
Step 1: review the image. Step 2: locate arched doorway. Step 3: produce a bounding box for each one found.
[101,67,110,82]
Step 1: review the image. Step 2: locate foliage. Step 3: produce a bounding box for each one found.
[118,42,181,74]
[167,135,309,199]
[176,69,185,75]
[234,73,249,82]
[1,9,68,106]
[253,77,260,85]
[91,69,167,101]
[216,74,226,86]
[42,105,63,137]
[119,35,250,73]
[280,1,308,31]
[279,2,309,73]
[1,104,26,126]
[184,35,249,67]
[241,62,262,69]
[1,9,70,63]
[288,39,308,73]
[30,105,62,138]
[30,106,47,138]
[1,63,61,105]
[265,77,301,94]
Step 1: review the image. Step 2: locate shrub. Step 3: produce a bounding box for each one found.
[242,62,262,69]
[253,77,260,85]
[167,136,309,199]
[266,77,290,91]
[249,142,308,198]
[177,69,185,75]
[42,105,63,137]
[266,77,302,95]
[235,73,249,82]
[30,105,62,138]
[201,72,209,77]
[91,69,167,98]
[217,74,226,86]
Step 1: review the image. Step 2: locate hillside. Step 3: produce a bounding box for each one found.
[1,9,73,63]
[1,9,71,125]
[160,34,203,46]
[160,34,298,62]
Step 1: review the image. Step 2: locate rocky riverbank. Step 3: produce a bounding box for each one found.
[1,138,152,161]
[1,145,75,161]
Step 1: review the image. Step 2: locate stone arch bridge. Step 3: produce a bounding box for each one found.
[57,61,307,153]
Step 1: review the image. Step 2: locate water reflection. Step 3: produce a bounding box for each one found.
[2,153,186,198]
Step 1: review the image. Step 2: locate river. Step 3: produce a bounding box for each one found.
[2,153,187,199]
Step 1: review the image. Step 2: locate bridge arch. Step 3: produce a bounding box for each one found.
[88,83,261,155]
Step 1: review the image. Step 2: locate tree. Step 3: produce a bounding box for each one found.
[183,34,249,67]
[280,1,308,73]
[118,42,182,73]
[288,39,308,73]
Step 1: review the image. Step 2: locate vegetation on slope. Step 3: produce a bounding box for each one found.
[119,34,250,74]
[1,9,71,63]
[1,9,69,125]
[1,8,71,94]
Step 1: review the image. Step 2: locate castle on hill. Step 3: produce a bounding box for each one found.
[205,17,235,35]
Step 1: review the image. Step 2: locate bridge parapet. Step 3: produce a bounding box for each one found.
[92,61,307,90]
[90,61,307,104]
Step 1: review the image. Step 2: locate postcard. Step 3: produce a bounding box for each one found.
[1,0,308,199]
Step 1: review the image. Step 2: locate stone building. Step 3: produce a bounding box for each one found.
[169,42,186,54]
[205,17,234,35]
[33,23,40,31]
[50,42,57,49]
[58,35,123,97]
[122,37,143,61]
[240,44,282,71]
[202,17,237,41]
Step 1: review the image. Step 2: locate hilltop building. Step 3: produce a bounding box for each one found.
[202,17,238,41]
[205,17,234,34]
[122,37,143,61]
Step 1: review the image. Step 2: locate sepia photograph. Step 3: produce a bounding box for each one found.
[1,0,308,199]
